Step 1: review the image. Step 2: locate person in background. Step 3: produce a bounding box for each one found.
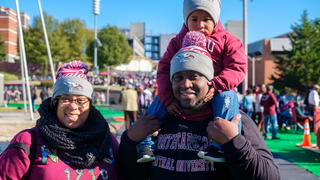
[0,60,121,179]
[137,85,151,115]
[144,87,153,105]
[120,84,139,129]
[13,88,22,103]
[100,91,106,105]
[242,88,254,119]
[292,101,313,131]
[261,85,280,140]
[5,88,13,103]
[254,85,264,132]
[40,86,49,102]
[31,86,37,111]
[278,90,294,131]
[308,84,320,117]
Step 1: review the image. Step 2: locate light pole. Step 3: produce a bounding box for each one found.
[15,0,34,121]
[248,56,255,87]
[93,0,100,81]
[252,56,255,87]
[242,0,248,93]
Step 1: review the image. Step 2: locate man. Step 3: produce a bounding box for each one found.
[119,84,138,129]
[308,84,320,116]
[40,86,49,102]
[261,85,279,140]
[118,43,280,180]
[254,85,264,132]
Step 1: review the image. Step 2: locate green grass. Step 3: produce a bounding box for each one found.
[95,106,124,117]
[265,131,320,176]
[2,104,39,109]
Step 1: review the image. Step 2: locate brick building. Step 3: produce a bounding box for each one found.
[0,6,30,62]
[225,20,293,88]
[248,34,292,86]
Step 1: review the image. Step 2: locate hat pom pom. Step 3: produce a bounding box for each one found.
[63,60,88,74]
[182,31,207,49]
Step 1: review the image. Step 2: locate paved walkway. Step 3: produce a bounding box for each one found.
[0,112,319,179]
[273,153,319,180]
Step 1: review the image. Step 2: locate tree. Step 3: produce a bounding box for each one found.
[24,13,69,76]
[58,19,92,62]
[272,11,320,93]
[87,26,132,69]
[0,35,6,61]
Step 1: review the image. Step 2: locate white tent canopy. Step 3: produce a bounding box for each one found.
[114,56,153,72]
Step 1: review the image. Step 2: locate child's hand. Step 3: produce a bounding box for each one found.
[166,100,183,116]
[204,81,215,102]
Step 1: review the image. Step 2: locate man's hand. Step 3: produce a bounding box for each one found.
[207,114,241,145]
[127,114,162,142]
[166,100,183,116]
[204,81,215,102]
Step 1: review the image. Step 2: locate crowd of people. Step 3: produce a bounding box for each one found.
[4,88,22,103]
[240,84,319,139]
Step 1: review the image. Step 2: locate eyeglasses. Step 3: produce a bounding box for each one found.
[59,96,89,107]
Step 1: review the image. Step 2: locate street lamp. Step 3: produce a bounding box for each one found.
[15,0,34,121]
[248,56,255,87]
[242,0,248,93]
[93,0,100,80]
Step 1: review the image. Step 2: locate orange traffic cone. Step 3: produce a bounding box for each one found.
[298,119,312,147]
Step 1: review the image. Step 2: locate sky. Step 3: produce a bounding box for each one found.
[2,0,320,43]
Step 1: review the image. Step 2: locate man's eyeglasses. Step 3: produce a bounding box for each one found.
[59,96,89,107]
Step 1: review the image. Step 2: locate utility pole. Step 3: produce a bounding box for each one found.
[242,0,248,93]
[15,0,34,121]
[93,0,100,81]
[252,57,255,87]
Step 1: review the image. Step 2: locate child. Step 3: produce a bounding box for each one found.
[136,0,247,163]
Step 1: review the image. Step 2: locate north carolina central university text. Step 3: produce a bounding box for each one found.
[157,132,210,151]
[153,132,216,172]
[152,155,216,172]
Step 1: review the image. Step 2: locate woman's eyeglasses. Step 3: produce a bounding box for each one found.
[59,96,89,107]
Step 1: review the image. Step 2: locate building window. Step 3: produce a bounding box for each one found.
[153,38,159,44]
[0,11,9,15]
[146,52,152,58]
[145,37,151,44]
[152,46,159,51]
[145,44,151,51]
[153,53,159,59]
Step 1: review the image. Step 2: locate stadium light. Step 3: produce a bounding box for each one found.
[93,0,100,80]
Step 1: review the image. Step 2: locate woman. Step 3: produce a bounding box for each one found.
[0,60,120,180]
